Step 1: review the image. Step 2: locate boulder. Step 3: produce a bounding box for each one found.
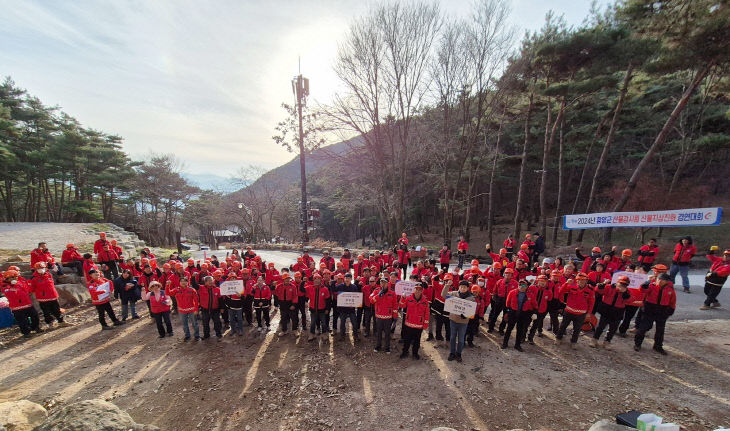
[56,284,90,307]
[1,262,31,272]
[60,266,75,275]
[0,400,48,431]
[56,274,84,286]
[6,255,25,263]
[588,420,635,431]
[32,399,158,431]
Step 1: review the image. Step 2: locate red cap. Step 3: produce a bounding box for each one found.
[617,275,630,285]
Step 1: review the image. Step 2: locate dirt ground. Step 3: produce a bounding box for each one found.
[1,302,729,431]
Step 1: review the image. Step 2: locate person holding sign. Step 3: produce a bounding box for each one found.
[274,273,299,336]
[88,269,124,331]
[399,282,430,359]
[370,278,399,353]
[590,276,631,349]
[502,280,537,352]
[701,247,730,310]
[335,273,361,341]
[555,273,595,349]
[141,281,173,338]
[442,280,476,362]
[222,273,245,337]
[634,273,676,354]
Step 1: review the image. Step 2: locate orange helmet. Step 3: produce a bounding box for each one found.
[34,262,47,269]
[99,232,106,237]
[493,262,503,269]
[621,249,632,257]
[187,258,195,265]
[550,269,562,276]
[357,255,364,259]
[241,268,250,274]
[471,259,480,266]
[174,263,184,270]
[470,285,481,294]
[281,273,291,279]
[313,273,322,279]
[4,269,19,279]
[503,268,515,275]
[536,275,548,281]
[575,272,588,280]
[652,264,668,273]
[110,239,117,245]
[200,262,209,270]
[616,275,630,285]
[294,272,302,278]
[443,274,454,280]
[141,258,150,265]
[8,266,20,272]
[162,263,171,270]
[520,244,528,250]
[66,243,75,249]
[499,248,507,254]
[591,247,601,253]
[335,273,345,279]
[267,262,275,268]
[213,270,223,277]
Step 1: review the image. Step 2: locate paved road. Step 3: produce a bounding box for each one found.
[193,248,728,322]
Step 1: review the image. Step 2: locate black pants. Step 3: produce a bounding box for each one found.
[95,302,118,327]
[440,263,449,271]
[619,305,639,335]
[594,307,622,342]
[279,301,298,332]
[402,326,422,355]
[13,307,40,335]
[243,296,253,325]
[201,308,222,337]
[153,311,173,336]
[255,307,270,327]
[219,303,229,328]
[297,299,308,327]
[359,306,373,335]
[309,309,328,334]
[39,300,64,324]
[488,296,506,332]
[528,311,548,340]
[375,318,392,350]
[100,260,119,279]
[704,283,722,306]
[503,311,531,347]
[399,264,408,280]
[466,317,480,343]
[436,313,450,340]
[556,312,586,343]
[63,261,83,276]
[635,312,667,349]
[331,306,339,331]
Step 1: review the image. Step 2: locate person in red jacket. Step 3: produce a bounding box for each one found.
[670,236,697,293]
[97,244,120,279]
[199,275,223,340]
[82,253,98,285]
[61,243,84,276]
[399,282,429,359]
[1,270,42,338]
[575,246,602,274]
[556,272,595,348]
[502,280,537,351]
[30,262,69,327]
[438,244,452,271]
[275,273,299,336]
[546,270,565,334]
[358,268,374,337]
[591,276,631,348]
[488,267,518,333]
[142,281,173,338]
[171,276,199,340]
[370,278,399,353]
[251,275,272,331]
[93,232,109,255]
[466,283,489,347]
[637,238,659,272]
[30,242,62,276]
[456,236,468,269]
[87,269,124,331]
[396,245,410,280]
[635,273,677,354]
[398,232,409,247]
[306,273,331,340]
[527,275,552,342]
[503,234,516,259]
[701,247,730,310]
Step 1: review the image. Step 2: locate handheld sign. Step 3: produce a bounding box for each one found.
[96,282,111,301]
[525,275,536,283]
[219,280,244,296]
[611,271,648,290]
[395,280,419,297]
[336,292,363,308]
[444,296,477,318]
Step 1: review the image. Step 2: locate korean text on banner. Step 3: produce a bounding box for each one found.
[337,292,363,308]
[96,282,111,301]
[611,271,649,289]
[444,296,477,318]
[563,207,722,229]
[395,281,419,296]
[219,280,244,296]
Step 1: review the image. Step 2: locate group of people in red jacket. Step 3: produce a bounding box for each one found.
[2,233,728,362]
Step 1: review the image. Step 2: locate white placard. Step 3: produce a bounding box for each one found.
[444,296,477,318]
[525,275,536,283]
[336,292,363,308]
[395,280,419,296]
[220,280,244,296]
[96,281,111,301]
[611,271,649,290]
[563,207,722,229]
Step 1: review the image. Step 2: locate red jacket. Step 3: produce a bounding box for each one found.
[587,271,611,286]
[402,293,429,329]
[505,288,538,312]
[473,294,490,318]
[1,279,34,311]
[61,248,83,264]
[30,272,58,302]
[457,241,468,252]
[30,248,55,267]
[672,243,697,264]
[494,278,518,299]
[88,278,113,305]
[361,281,374,307]
[528,285,552,313]
[642,282,677,310]
[596,283,631,309]
[370,287,399,319]
[138,272,159,293]
[305,284,331,311]
[97,249,119,262]
[439,249,451,264]
[638,245,659,265]
[707,255,730,278]
[560,283,595,315]
[147,291,171,314]
[252,285,272,303]
[503,238,515,250]
[174,286,199,313]
[397,249,410,265]
[275,282,299,303]
[83,260,99,283]
[198,285,221,310]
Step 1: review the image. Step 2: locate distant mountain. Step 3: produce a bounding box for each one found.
[182,173,241,193]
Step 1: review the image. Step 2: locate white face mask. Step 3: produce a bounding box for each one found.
[10,280,18,285]
[478,281,485,287]
[38,269,46,275]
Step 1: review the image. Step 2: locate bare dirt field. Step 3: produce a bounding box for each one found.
[2,303,729,431]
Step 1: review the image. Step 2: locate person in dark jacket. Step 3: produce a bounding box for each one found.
[335,273,361,341]
[114,269,140,321]
[532,233,545,265]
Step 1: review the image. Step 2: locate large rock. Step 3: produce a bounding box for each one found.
[588,420,635,431]
[55,284,90,307]
[32,399,158,431]
[0,400,48,431]
[6,255,25,263]
[1,261,31,272]
[56,274,84,286]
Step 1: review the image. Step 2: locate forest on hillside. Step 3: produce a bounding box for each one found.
[1,0,729,249]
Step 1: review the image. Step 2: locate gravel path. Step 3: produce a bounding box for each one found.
[0,222,99,254]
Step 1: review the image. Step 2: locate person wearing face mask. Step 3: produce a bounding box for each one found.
[88,269,124,331]
[465,281,489,348]
[30,262,70,328]
[442,280,476,362]
[1,270,42,337]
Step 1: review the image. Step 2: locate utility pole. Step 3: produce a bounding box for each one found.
[292,65,310,245]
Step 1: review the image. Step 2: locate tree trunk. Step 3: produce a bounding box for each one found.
[540,97,566,244]
[578,63,634,242]
[514,91,534,239]
[603,59,715,244]
[552,115,565,244]
[487,106,506,247]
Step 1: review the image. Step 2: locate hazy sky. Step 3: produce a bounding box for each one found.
[1,0,607,177]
